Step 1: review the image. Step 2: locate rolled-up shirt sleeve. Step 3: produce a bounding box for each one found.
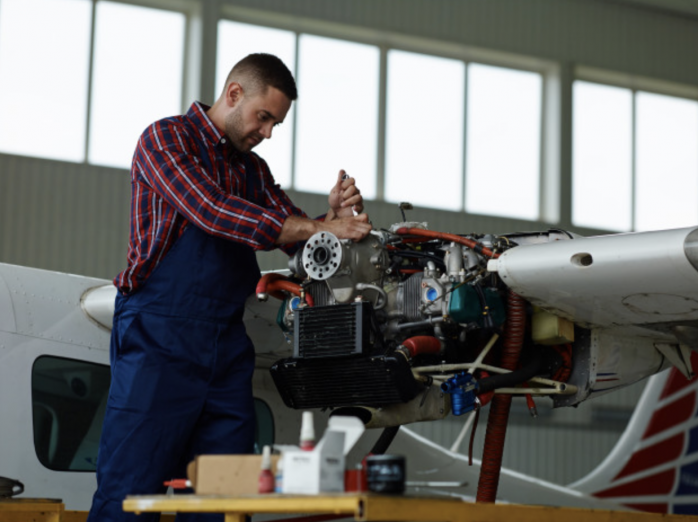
[247,152,315,255]
[135,119,301,251]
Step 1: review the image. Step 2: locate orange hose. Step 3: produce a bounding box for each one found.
[395,228,500,259]
[476,290,526,503]
[401,336,441,357]
[269,280,314,307]
[256,273,314,306]
[256,273,287,295]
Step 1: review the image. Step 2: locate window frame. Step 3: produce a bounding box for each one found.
[218,6,556,218]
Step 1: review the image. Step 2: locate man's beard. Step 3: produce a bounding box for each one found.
[224,107,262,152]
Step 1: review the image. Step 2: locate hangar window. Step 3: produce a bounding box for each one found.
[215,20,545,215]
[635,92,698,231]
[294,35,379,200]
[465,64,542,220]
[573,80,698,232]
[216,20,296,188]
[0,0,185,169]
[0,4,548,222]
[88,2,185,169]
[572,81,633,231]
[385,50,465,211]
[0,0,92,162]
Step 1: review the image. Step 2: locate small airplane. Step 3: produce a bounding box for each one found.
[2,220,698,516]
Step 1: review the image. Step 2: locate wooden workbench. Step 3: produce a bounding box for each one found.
[123,493,698,522]
[0,498,63,522]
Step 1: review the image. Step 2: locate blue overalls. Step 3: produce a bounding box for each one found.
[89,165,263,521]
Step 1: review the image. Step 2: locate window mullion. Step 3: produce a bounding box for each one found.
[291,31,300,191]
[631,90,637,231]
[84,0,98,164]
[462,63,469,213]
[376,45,387,202]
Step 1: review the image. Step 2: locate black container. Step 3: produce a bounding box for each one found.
[366,454,405,494]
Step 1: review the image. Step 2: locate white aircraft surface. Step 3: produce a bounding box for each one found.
[2,223,698,516]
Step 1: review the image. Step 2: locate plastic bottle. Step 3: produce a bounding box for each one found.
[258,445,275,494]
[300,411,316,451]
[274,452,284,493]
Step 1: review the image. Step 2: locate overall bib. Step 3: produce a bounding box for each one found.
[89,166,262,522]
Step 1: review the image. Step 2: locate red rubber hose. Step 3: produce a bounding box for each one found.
[256,273,287,295]
[268,280,314,307]
[476,290,526,503]
[256,273,314,306]
[394,228,500,259]
[401,336,441,357]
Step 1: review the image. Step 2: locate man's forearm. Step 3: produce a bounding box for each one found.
[275,216,321,244]
[276,214,372,245]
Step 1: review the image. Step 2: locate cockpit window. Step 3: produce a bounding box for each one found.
[32,356,276,468]
[253,398,275,454]
[31,356,111,471]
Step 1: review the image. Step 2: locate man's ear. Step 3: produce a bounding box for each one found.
[225,82,244,108]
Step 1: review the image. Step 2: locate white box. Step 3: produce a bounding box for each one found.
[281,416,365,494]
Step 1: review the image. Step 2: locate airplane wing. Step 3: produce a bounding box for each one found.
[489,226,698,332]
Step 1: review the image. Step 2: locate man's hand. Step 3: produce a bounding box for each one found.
[327,169,364,220]
[322,213,372,241]
[276,214,372,245]
[275,170,371,245]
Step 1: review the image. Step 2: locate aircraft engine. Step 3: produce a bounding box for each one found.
[261,223,602,428]
[258,220,698,505]
[257,218,698,430]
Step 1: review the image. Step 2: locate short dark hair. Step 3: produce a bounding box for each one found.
[224,53,297,101]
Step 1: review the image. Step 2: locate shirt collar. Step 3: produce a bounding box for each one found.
[186,102,236,152]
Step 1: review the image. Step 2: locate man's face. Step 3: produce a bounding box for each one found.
[224,86,291,153]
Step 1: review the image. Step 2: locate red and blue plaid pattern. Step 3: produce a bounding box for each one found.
[115,102,307,295]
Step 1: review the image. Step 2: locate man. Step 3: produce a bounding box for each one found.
[87,53,371,521]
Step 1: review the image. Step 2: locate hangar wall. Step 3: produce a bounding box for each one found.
[0,0,694,485]
[220,0,698,88]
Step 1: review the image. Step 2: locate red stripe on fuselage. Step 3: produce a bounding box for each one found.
[660,352,698,400]
[614,433,684,480]
[643,393,696,440]
[595,469,675,498]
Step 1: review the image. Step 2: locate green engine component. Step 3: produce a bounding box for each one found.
[276,298,289,332]
[448,284,506,327]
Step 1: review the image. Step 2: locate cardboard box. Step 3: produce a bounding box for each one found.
[281,416,365,494]
[186,416,364,496]
[187,454,279,495]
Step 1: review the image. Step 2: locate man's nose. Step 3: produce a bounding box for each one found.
[260,122,273,139]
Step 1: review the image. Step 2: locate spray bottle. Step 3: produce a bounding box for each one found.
[274,451,284,493]
[300,411,316,451]
[258,445,274,494]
